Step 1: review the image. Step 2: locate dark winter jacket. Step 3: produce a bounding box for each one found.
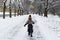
[24,20,34,26]
[24,20,34,33]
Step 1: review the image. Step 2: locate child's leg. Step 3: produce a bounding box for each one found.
[28,32,30,35]
[28,29,30,35]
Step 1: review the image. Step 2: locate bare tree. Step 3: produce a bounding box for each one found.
[9,0,12,18]
[13,0,17,17]
[14,5,16,16]
[44,0,48,17]
[3,0,7,19]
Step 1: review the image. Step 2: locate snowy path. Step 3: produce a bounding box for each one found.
[0,14,60,40]
[0,15,45,40]
[12,15,45,40]
[0,16,28,40]
[34,15,60,40]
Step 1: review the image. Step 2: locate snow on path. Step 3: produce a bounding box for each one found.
[0,15,28,40]
[0,14,60,40]
[34,14,60,40]
[0,15,44,40]
[13,15,45,40]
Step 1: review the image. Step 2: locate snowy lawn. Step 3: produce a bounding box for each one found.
[0,14,60,40]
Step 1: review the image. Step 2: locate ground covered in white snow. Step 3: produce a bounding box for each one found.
[0,14,60,40]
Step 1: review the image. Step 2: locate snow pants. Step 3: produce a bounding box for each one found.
[28,24,33,33]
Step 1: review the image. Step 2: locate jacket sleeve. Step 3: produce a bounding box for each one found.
[32,21,35,24]
[24,21,28,26]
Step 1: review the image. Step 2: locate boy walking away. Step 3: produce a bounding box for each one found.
[24,15,35,37]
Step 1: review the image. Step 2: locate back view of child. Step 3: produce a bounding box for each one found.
[24,15,34,37]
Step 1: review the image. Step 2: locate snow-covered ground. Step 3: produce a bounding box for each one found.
[0,13,60,40]
[0,12,17,17]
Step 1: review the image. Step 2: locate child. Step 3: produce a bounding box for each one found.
[24,15,34,37]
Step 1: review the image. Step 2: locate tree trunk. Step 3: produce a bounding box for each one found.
[14,8,16,16]
[9,0,12,18]
[9,7,12,18]
[17,9,19,16]
[44,8,48,17]
[3,2,6,19]
[44,0,48,17]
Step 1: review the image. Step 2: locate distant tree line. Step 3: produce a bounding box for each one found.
[2,0,60,19]
[3,0,24,19]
